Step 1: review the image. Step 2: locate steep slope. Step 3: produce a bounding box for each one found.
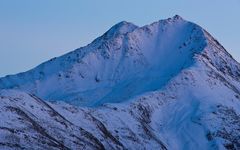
[0,15,240,149]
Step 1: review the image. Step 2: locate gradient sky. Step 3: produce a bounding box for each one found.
[0,0,239,77]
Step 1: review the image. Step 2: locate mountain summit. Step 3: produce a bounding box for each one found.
[0,16,240,149]
[0,15,229,106]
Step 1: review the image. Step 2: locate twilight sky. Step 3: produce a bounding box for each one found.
[0,0,239,77]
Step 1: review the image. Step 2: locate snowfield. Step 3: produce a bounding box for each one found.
[0,15,240,149]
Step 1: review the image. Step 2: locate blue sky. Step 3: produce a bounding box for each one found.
[0,0,239,77]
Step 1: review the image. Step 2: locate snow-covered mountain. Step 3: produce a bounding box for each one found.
[0,15,240,149]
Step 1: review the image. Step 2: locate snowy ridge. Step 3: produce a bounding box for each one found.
[0,15,240,149]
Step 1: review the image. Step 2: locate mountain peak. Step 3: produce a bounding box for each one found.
[172,14,183,20]
[102,21,138,39]
[102,15,184,40]
[0,17,238,107]
[1,16,240,150]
